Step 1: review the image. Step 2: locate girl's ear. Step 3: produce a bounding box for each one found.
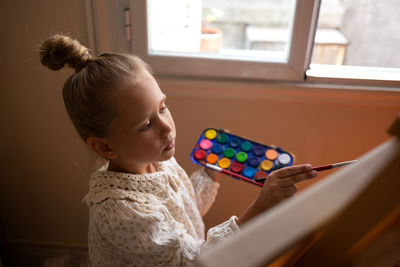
[86,137,117,159]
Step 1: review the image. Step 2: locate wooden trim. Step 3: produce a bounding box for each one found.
[158,77,400,109]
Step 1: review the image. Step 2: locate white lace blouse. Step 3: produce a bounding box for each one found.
[83,157,240,266]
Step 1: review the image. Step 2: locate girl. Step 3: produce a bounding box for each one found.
[40,34,317,266]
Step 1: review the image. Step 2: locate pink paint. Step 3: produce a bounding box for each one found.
[199,139,213,150]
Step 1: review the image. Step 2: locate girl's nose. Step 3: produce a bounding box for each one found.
[159,118,172,138]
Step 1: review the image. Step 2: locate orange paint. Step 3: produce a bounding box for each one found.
[266,149,278,160]
[206,153,218,164]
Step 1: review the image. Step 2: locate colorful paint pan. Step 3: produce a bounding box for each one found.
[206,153,218,164]
[200,139,213,150]
[231,161,244,173]
[194,150,206,161]
[229,137,241,148]
[243,167,256,178]
[248,156,260,167]
[266,149,278,160]
[218,158,231,169]
[217,133,228,144]
[253,145,265,157]
[211,144,223,154]
[190,128,294,187]
[240,141,252,152]
[255,171,268,181]
[223,148,236,158]
[205,129,217,140]
[278,153,291,165]
[236,152,248,163]
[261,160,274,171]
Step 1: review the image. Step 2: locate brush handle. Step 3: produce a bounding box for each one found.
[200,161,263,187]
[312,160,358,172]
[221,169,263,187]
[312,165,333,172]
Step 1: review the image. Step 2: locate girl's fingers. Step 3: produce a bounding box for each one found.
[274,164,313,179]
[281,185,297,197]
[259,164,318,206]
[277,177,297,187]
[277,170,318,187]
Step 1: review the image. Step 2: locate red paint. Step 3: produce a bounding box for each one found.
[231,162,244,173]
[255,171,268,181]
[194,150,206,160]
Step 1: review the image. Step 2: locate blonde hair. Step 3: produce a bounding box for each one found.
[40,34,152,141]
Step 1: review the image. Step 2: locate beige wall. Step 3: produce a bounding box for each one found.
[0,0,91,252]
[0,0,399,264]
[162,79,400,229]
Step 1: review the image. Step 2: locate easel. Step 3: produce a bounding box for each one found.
[197,114,400,267]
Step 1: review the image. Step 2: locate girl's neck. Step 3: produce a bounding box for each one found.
[107,160,158,175]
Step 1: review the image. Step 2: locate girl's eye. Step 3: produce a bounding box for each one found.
[160,104,168,113]
[140,120,151,131]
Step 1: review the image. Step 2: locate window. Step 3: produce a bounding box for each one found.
[306,0,400,86]
[148,0,296,62]
[85,0,400,86]
[311,0,400,68]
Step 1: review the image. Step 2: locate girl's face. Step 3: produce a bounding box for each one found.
[105,73,176,174]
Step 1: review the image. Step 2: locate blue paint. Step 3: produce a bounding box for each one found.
[211,143,223,154]
[252,145,265,157]
[229,137,241,148]
[243,167,256,178]
[248,156,260,167]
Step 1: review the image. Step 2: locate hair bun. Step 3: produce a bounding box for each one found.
[40,34,93,71]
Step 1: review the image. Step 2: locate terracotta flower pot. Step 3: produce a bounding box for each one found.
[200,27,222,52]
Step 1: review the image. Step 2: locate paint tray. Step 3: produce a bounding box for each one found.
[190,128,295,187]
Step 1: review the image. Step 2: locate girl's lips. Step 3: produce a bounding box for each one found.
[164,140,175,151]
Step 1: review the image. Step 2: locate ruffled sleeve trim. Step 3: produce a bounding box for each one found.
[207,216,240,242]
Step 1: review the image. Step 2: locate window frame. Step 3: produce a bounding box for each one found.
[85,0,400,88]
[130,0,319,81]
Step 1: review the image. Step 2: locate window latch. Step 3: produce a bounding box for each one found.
[124,8,131,41]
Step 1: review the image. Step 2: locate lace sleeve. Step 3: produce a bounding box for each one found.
[189,168,220,217]
[90,199,203,266]
[164,158,220,217]
[90,199,239,266]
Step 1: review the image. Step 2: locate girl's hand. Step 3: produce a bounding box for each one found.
[255,164,318,210]
[237,164,317,226]
[204,167,222,182]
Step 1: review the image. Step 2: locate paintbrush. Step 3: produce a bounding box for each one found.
[312,160,358,172]
[199,161,264,187]
[199,159,358,187]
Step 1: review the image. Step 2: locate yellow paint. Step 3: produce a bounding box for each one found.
[218,158,231,169]
[205,129,217,140]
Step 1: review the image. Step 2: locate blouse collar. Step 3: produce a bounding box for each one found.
[83,158,173,205]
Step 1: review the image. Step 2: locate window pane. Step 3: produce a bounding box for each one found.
[311,0,400,68]
[148,0,297,63]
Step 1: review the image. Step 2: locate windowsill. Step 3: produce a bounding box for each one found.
[149,48,288,63]
[306,64,400,88]
[158,75,400,110]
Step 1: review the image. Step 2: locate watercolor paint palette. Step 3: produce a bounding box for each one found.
[190,128,295,187]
